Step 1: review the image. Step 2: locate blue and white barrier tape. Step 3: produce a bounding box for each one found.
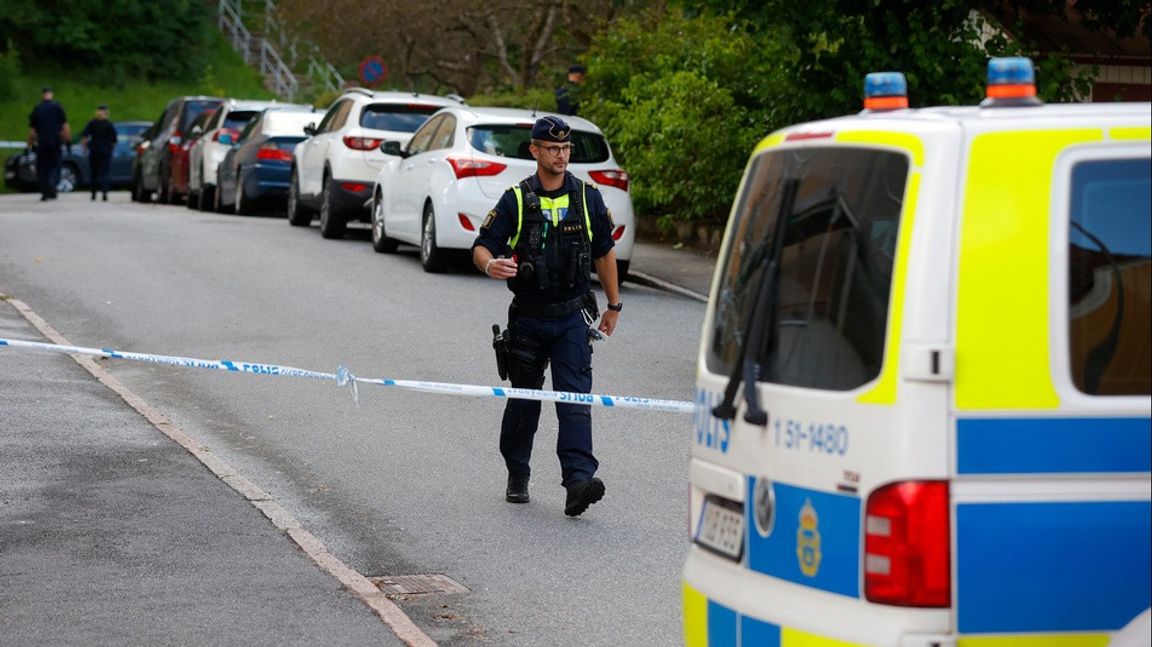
[0,337,695,414]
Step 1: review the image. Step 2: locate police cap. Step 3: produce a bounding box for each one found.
[41,86,53,93]
[98,104,108,110]
[568,64,586,74]
[532,115,571,143]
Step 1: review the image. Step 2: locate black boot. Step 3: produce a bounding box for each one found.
[564,478,605,516]
[506,475,529,503]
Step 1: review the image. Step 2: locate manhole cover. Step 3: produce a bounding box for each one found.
[368,573,470,598]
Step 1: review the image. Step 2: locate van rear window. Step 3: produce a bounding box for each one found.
[707,147,909,390]
[1068,157,1151,396]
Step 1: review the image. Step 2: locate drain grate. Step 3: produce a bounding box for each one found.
[368,573,470,598]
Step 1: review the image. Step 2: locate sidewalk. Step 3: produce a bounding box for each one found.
[0,298,405,646]
[628,239,717,302]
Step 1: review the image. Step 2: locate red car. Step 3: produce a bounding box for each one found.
[167,109,217,204]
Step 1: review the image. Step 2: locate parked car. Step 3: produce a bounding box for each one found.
[214,108,319,215]
[370,107,635,278]
[131,95,223,204]
[167,108,218,205]
[4,121,151,193]
[187,99,309,211]
[287,89,464,238]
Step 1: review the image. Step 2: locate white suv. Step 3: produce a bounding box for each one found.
[288,89,464,238]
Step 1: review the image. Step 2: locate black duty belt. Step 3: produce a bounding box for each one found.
[510,294,591,319]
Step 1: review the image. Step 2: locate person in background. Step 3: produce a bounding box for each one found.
[81,104,118,201]
[554,65,586,116]
[27,86,70,201]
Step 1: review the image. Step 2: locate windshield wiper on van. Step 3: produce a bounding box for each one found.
[713,178,799,425]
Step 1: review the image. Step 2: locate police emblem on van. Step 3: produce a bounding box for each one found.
[753,477,776,538]
[796,498,822,577]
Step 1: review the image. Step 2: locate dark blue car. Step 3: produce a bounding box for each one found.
[4,120,151,193]
[214,108,318,215]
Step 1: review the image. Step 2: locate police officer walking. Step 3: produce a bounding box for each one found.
[554,65,585,116]
[80,104,118,201]
[472,115,622,517]
[27,86,71,201]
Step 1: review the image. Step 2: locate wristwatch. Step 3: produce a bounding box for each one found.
[607,302,623,312]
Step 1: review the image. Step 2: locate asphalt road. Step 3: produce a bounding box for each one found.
[0,193,705,646]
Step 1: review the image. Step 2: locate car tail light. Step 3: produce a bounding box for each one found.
[256,143,293,162]
[168,131,184,152]
[612,226,626,241]
[864,481,951,607]
[458,213,476,231]
[340,182,369,193]
[588,169,629,192]
[447,156,507,179]
[343,136,382,150]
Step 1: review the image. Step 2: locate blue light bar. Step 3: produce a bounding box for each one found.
[865,72,908,98]
[987,57,1035,86]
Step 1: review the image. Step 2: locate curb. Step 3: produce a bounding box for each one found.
[627,270,708,304]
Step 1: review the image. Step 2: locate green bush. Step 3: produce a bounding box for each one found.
[0,42,20,103]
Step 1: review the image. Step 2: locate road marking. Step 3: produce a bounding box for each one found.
[6,296,437,647]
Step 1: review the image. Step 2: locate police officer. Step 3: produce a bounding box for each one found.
[472,115,622,517]
[554,65,585,116]
[27,86,71,201]
[80,105,118,201]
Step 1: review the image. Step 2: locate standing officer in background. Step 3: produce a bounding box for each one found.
[554,65,585,116]
[27,86,70,201]
[473,115,622,517]
[80,105,118,201]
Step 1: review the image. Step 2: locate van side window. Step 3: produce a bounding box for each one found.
[708,147,909,390]
[1068,157,1152,396]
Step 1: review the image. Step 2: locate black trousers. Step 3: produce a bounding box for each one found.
[89,153,111,195]
[35,144,61,198]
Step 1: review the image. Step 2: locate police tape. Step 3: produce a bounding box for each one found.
[0,337,696,414]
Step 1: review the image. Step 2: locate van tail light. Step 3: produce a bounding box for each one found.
[458,213,475,231]
[447,156,507,179]
[256,143,293,162]
[864,480,951,607]
[343,136,382,150]
[588,169,629,192]
[612,225,626,241]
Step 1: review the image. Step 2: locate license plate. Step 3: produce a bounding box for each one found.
[694,497,745,560]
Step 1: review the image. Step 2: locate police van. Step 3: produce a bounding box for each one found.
[683,58,1151,646]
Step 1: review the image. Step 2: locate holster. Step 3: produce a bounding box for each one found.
[492,324,510,381]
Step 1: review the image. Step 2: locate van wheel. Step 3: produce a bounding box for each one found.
[287,168,312,226]
[318,177,345,239]
[371,193,399,253]
[420,203,447,273]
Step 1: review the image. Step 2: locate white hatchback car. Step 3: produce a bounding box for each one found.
[370,107,635,278]
[187,99,308,211]
[288,89,464,239]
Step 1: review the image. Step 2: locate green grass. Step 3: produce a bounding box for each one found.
[1,30,273,144]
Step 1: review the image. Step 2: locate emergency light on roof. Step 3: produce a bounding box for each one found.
[982,57,1042,107]
[863,72,908,111]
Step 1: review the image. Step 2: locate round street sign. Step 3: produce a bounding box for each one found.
[359,56,388,87]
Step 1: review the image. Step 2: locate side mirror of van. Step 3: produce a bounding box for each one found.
[380,140,405,157]
[303,123,316,136]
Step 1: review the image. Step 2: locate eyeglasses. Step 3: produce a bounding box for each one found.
[536,144,572,156]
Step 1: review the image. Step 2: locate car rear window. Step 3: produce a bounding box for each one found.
[360,103,441,133]
[466,125,610,164]
[181,100,223,132]
[117,123,149,138]
[707,147,910,390]
[224,110,261,132]
[1067,156,1151,396]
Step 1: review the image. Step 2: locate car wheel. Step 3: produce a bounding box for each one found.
[213,179,225,213]
[420,202,447,273]
[186,188,199,210]
[57,163,79,193]
[371,193,399,253]
[133,173,152,203]
[167,178,182,205]
[234,169,252,215]
[318,176,346,239]
[616,259,630,286]
[287,168,312,227]
[199,185,215,212]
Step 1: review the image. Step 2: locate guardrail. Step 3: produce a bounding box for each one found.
[1,141,28,150]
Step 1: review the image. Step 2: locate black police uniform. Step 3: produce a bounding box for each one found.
[81,116,118,199]
[472,165,615,500]
[29,96,68,200]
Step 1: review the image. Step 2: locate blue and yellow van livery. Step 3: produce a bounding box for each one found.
[684,60,1151,647]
